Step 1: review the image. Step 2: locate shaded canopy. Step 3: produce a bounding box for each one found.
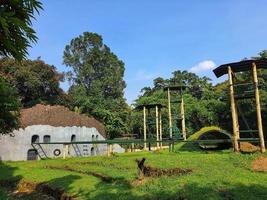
[213,59,267,78]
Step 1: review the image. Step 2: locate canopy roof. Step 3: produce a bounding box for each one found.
[163,85,187,91]
[135,103,166,110]
[213,59,267,78]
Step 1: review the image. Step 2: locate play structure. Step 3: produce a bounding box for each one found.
[164,85,187,150]
[2,60,266,161]
[213,59,267,153]
[135,103,165,150]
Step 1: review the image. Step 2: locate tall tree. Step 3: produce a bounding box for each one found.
[0,77,20,134]
[0,0,42,60]
[0,58,71,108]
[63,32,129,138]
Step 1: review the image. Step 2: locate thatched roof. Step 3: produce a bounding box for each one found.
[19,104,106,137]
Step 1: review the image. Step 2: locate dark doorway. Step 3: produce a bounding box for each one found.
[91,147,95,156]
[31,135,39,143]
[71,135,76,142]
[27,149,38,160]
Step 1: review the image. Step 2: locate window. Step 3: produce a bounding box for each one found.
[31,135,39,143]
[43,135,51,143]
[71,135,76,142]
[96,135,99,141]
[91,147,95,156]
[92,135,95,141]
[27,149,38,160]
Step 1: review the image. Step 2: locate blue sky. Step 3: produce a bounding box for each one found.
[28,0,267,104]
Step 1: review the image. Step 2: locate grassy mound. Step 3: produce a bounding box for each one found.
[175,126,231,151]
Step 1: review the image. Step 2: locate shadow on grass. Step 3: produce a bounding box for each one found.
[0,158,81,199]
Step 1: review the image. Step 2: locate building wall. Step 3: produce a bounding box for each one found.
[0,125,124,161]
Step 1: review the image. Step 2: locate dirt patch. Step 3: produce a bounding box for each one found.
[44,165,118,183]
[0,179,75,200]
[76,161,131,171]
[136,158,192,178]
[240,142,259,153]
[20,104,106,136]
[251,156,267,172]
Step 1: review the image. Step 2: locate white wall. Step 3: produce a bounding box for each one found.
[0,125,124,161]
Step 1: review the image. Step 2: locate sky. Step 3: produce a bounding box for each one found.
[28,0,267,104]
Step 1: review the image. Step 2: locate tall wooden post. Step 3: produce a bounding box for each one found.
[143,106,147,150]
[167,88,173,151]
[167,88,172,138]
[159,108,163,148]
[228,66,240,152]
[181,97,186,140]
[156,105,159,149]
[252,63,265,153]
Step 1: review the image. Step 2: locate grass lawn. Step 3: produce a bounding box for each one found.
[0,150,267,200]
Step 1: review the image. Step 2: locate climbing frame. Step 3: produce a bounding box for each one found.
[213,59,267,153]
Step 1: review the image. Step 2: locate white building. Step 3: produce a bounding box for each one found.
[0,104,124,161]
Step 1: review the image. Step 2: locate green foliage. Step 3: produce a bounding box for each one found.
[0,0,43,60]
[132,70,226,137]
[63,32,129,138]
[0,58,71,108]
[0,77,20,134]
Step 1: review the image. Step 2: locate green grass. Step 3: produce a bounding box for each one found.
[0,150,267,200]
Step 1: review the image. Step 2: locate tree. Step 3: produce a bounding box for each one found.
[132,70,225,136]
[0,0,42,60]
[0,77,20,134]
[0,58,71,108]
[63,32,129,138]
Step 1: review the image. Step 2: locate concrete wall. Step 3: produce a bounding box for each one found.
[0,125,124,161]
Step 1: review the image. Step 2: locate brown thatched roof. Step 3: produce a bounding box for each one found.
[19,104,106,137]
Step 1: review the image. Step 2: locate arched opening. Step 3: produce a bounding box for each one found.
[71,134,76,142]
[96,135,99,141]
[27,149,38,160]
[92,135,95,141]
[198,130,232,150]
[91,147,95,156]
[31,135,39,143]
[43,135,51,143]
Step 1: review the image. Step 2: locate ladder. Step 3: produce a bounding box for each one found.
[31,143,48,159]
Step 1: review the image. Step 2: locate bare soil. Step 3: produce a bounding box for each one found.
[239,142,259,153]
[0,179,75,200]
[251,156,267,172]
[136,158,192,178]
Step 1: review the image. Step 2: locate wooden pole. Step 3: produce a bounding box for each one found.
[167,88,172,139]
[63,144,66,159]
[181,97,186,140]
[167,88,173,151]
[228,66,240,152]
[252,62,265,153]
[159,107,163,149]
[107,144,110,156]
[143,106,147,150]
[156,105,159,149]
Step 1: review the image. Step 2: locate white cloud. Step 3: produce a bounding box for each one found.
[189,60,216,73]
[134,70,156,81]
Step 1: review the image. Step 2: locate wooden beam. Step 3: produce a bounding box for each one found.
[156,105,159,149]
[228,66,240,152]
[167,88,173,151]
[159,108,163,149]
[252,62,265,153]
[181,97,186,140]
[167,88,172,138]
[143,106,147,150]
